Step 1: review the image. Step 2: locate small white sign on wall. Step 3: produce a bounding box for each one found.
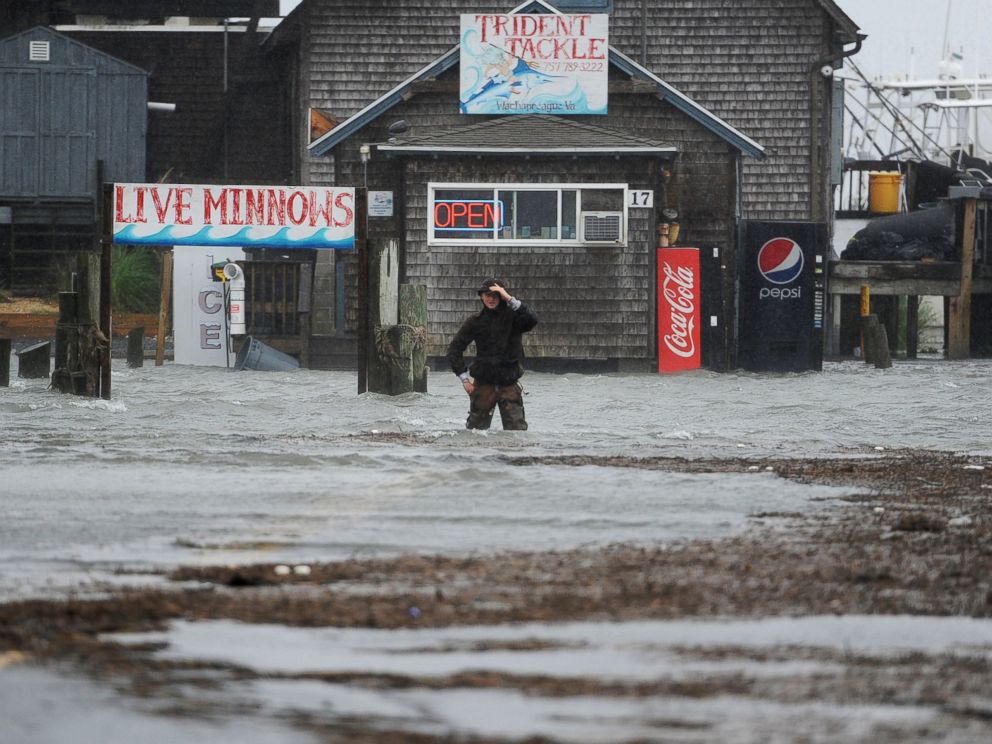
[368,191,394,217]
[628,190,654,208]
[172,246,245,366]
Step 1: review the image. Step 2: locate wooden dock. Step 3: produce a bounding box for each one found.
[0,312,157,340]
[828,196,990,359]
[828,261,992,297]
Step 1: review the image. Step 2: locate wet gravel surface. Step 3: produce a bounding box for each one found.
[2,449,991,742]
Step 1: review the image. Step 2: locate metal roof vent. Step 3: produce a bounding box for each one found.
[29,41,50,62]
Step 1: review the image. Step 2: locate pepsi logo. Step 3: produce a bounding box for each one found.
[757,238,804,285]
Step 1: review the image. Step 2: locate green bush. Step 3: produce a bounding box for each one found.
[897,296,942,352]
[111,246,161,313]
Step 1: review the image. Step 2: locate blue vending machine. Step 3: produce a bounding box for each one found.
[737,221,827,372]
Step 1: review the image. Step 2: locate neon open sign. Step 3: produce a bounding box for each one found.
[433,199,504,232]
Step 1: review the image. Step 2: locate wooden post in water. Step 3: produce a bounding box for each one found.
[906,296,919,359]
[52,290,103,395]
[53,290,78,385]
[859,284,870,360]
[947,198,976,359]
[156,251,173,367]
[367,238,398,394]
[860,314,891,369]
[365,236,428,395]
[0,338,10,387]
[371,285,427,396]
[399,283,428,394]
[99,183,112,400]
[126,326,144,368]
[355,188,369,394]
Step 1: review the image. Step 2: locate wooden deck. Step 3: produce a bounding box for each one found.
[828,261,992,296]
[0,313,157,339]
[827,258,990,359]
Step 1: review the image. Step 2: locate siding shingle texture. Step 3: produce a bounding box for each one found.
[330,82,736,360]
[307,0,839,219]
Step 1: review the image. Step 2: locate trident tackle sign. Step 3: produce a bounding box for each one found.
[460,13,608,115]
[112,184,356,249]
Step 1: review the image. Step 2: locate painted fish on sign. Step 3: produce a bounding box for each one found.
[459,13,608,115]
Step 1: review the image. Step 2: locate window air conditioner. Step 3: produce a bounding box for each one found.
[580,211,623,243]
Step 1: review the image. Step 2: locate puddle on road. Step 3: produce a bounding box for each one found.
[93,614,992,743]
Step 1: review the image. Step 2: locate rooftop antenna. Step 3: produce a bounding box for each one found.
[942,0,953,65]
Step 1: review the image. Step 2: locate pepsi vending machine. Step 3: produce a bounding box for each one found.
[737,221,826,372]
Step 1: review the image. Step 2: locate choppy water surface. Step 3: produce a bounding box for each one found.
[1,358,990,600]
[3,358,992,743]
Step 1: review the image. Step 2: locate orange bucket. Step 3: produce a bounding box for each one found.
[868,171,902,214]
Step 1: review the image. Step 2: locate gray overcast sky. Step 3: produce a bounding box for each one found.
[834,0,990,79]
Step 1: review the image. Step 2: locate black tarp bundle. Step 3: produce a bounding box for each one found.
[844,200,955,261]
[912,160,962,207]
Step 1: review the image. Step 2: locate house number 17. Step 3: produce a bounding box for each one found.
[628,190,653,208]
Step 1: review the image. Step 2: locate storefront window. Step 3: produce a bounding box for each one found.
[432,188,500,241]
[429,183,626,245]
[580,188,623,212]
[562,190,577,240]
[502,190,557,240]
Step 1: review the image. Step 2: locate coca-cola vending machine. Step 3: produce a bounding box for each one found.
[657,247,701,373]
[737,221,826,372]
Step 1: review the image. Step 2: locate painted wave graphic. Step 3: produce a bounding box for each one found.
[113,225,355,250]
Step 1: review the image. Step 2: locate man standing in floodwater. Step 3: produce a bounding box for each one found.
[447,278,538,430]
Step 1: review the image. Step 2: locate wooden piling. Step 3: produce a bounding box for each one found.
[947,198,976,359]
[399,283,428,394]
[860,314,891,369]
[859,284,870,359]
[156,251,172,367]
[51,290,104,396]
[906,296,919,359]
[366,238,399,394]
[369,283,428,396]
[0,338,10,387]
[53,291,77,384]
[126,326,145,368]
[365,234,428,395]
[99,183,112,400]
[356,188,369,394]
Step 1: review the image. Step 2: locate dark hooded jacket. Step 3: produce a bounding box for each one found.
[446,299,538,385]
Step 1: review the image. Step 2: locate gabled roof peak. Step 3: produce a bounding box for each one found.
[377,114,676,156]
[0,25,148,75]
[509,0,564,14]
[307,4,766,160]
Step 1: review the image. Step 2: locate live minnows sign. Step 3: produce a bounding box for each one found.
[112,184,356,249]
[459,13,608,115]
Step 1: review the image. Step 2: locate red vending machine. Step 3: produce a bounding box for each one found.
[657,247,702,373]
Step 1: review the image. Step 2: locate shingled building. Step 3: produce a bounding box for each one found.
[285,0,861,371]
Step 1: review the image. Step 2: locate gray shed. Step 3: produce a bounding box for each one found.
[0,26,147,204]
[0,26,147,292]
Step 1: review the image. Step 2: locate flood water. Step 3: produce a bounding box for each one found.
[1,357,990,601]
[2,357,992,742]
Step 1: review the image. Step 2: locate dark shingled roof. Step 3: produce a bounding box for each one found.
[308,39,764,160]
[377,115,676,156]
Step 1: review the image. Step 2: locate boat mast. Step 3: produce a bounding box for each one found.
[942,1,953,65]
